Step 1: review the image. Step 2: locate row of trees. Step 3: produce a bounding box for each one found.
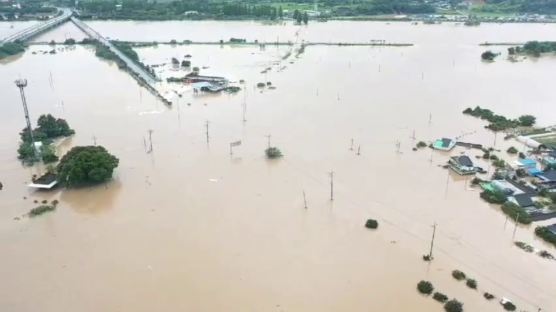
[509,41,556,57]
[483,0,556,14]
[0,42,26,59]
[77,0,435,20]
[462,106,536,131]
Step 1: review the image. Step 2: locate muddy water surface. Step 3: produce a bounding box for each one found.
[1,21,556,312]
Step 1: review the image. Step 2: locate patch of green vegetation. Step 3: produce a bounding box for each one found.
[17,114,74,165]
[502,301,517,311]
[0,41,26,59]
[506,146,518,154]
[465,278,477,289]
[510,41,556,57]
[452,270,466,281]
[501,202,532,224]
[514,241,534,252]
[462,106,536,131]
[417,280,434,295]
[57,145,119,187]
[444,299,463,312]
[365,219,379,229]
[535,226,556,247]
[481,50,498,61]
[265,147,283,159]
[480,190,507,204]
[29,205,56,217]
[76,0,435,21]
[433,292,449,303]
[483,292,495,300]
[416,141,427,148]
[474,0,556,14]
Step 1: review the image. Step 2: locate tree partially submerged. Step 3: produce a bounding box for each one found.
[365,219,379,229]
[444,299,463,312]
[265,147,283,159]
[57,146,119,187]
[417,281,434,295]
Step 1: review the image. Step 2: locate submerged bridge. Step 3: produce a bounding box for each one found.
[1,8,73,44]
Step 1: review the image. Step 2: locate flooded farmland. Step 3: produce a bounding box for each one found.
[1,20,556,312]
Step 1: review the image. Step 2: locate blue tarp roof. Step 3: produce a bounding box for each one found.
[519,158,537,166]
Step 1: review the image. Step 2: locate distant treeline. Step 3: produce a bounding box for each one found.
[479,0,556,14]
[0,0,57,19]
[509,41,556,57]
[76,0,435,20]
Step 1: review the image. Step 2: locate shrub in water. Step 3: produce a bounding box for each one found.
[265,147,283,159]
[444,299,463,312]
[29,205,56,217]
[365,219,379,229]
[483,292,495,300]
[507,146,518,154]
[466,279,477,289]
[433,292,448,303]
[417,281,434,295]
[503,301,516,311]
[452,270,466,281]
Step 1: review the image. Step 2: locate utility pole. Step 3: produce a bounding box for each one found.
[92,135,97,146]
[329,171,334,201]
[349,138,354,151]
[357,145,361,156]
[512,214,519,239]
[15,79,37,159]
[242,87,247,123]
[265,134,271,148]
[428,222,437,260]
[205,120,210,145]
[147,129,154,153]
[303,190,307,209]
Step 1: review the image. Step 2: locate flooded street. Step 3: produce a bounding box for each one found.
[1,21,556,311]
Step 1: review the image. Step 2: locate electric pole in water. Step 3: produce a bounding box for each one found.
[205,121,210,145]
[428,222,437,260]
[147,129,154,153]
[265,134,271,148]
[15,79,37,159]
[329,171,334,201]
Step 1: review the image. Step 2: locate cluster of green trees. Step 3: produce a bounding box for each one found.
[293,9,308,24]
[18,114,75,164]
[265,147,282,159]
[535,226,556,247]
[417,280,463,312]
[509,41,556,57]
[463,106,536,131]
[57,146,119,187]
[0,1,57,20]
[347,0,434,15]
[481,50,498,61]
[79,0,286,20]
[480,0,556,14]
[0,42,26,59]
[77,0,436,20]
[501,202,532,224]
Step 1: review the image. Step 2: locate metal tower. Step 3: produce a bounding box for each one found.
[15,79,36,158]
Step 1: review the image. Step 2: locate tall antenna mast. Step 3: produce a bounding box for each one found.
[15,79,37,158]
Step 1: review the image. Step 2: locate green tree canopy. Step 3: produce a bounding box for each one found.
[57,146,119,187]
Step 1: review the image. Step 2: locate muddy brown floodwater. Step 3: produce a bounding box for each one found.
[1,20,556,312]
